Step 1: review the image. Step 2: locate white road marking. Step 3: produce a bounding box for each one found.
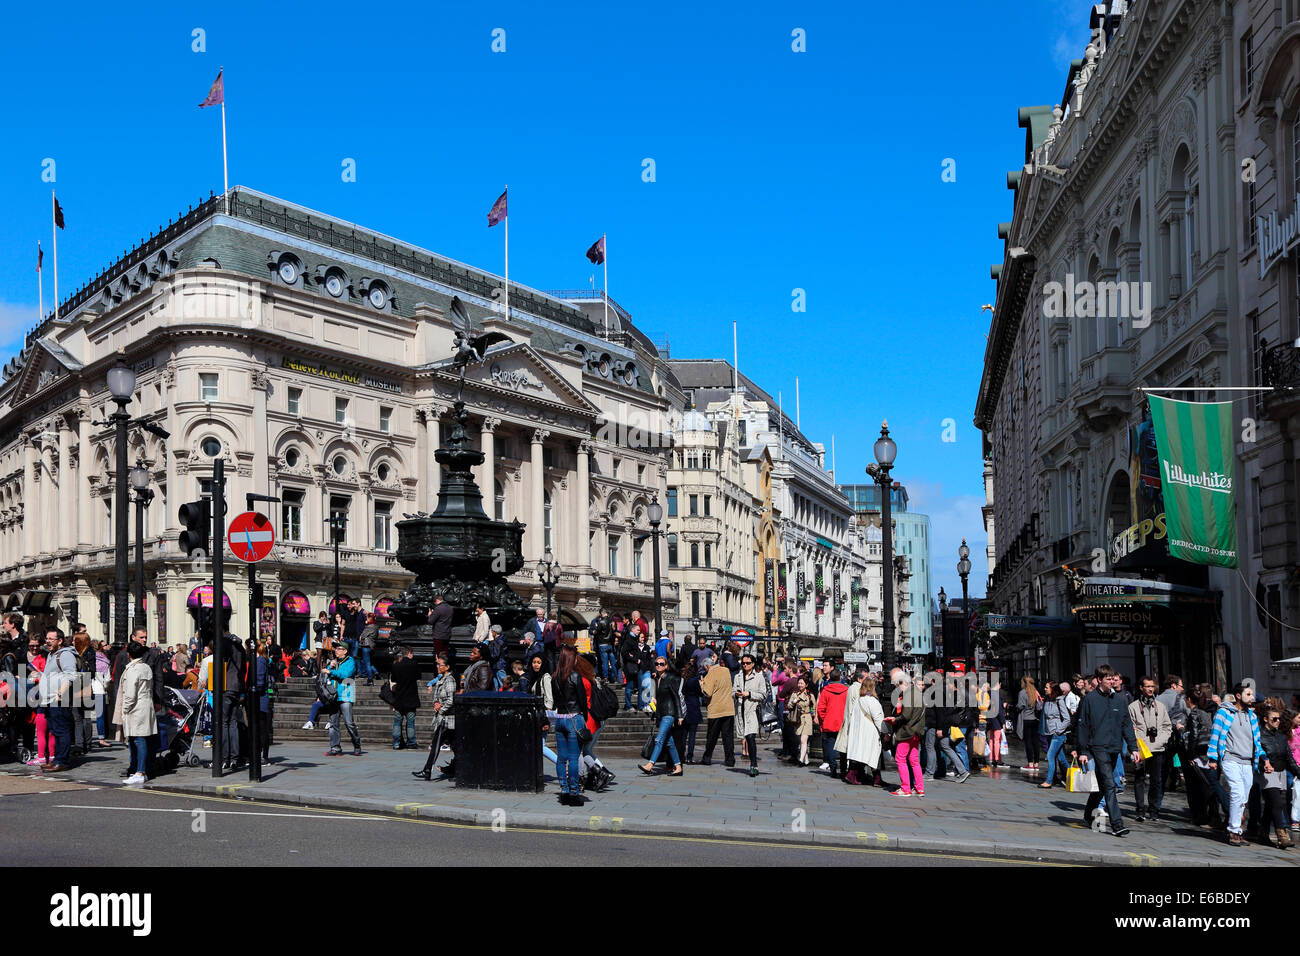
[54,804,387,821]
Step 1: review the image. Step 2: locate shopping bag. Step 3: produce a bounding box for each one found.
[972,731,986,757]
[1067,759,1098,793]
[1172,752,1181,769]
[1137,737,1153,760]
[949,726,965,743]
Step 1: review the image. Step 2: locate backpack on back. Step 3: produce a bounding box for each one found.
[590,677,620,722]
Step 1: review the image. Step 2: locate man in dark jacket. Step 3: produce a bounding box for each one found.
[1077,663,1140,837]
[590,609,616,680]
[389,644,421,749]
[621,628,647,709]
[427,594,454,655]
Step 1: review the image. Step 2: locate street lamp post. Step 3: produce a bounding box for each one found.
[691,616,701,644]
[129,460,153,631]
[537,547,560,621]
[866,421,898,686]
[647,499,664,640]
[958,538,972,669]
[326,511,348,626]
[107,365,136,648]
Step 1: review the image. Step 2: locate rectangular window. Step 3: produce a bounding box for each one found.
[335,397,348,424]
[704,542,712,567]
[701,452,711,470]
[691,542,699,567]
[668,534,678,567]
[634,538,644,579]
[1243,30,1256,96]
[686,453,699,470]
[607,535,619,576]
[199,478,215,500]
[1246,180,1258,248]
[1254,477,1263,553]
[282,489,304,541]
[689,494,698,516]
[1251,312,1265,418]
[374,501,393,551]
[287,387,302,416]
[105,499,112,546]
[379,406,392,434]
[330,495,350,545]
[200,373,218,402]
[637,464,645,484]
[667,487,677,517]
[691,590,700,617]
[703,495,711,517]
[705,592,713,618]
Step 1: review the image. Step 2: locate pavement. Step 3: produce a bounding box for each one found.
[7,739,1298,867]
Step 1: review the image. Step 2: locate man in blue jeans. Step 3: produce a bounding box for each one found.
[590,609,616,681]
[1077,663,1140,837]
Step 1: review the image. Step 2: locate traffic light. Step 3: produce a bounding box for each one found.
[178,499,211,556]
[99,592,110,627]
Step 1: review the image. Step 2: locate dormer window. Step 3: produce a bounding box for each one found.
[269,251,305,287]
[359,278,392,311]
[317,265,349,299]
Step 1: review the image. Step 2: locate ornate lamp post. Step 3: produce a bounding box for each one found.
[129,460,153,630]
[647,498,664,639]
[691,616,701,643]
[865,421,898,683]
[958,538,972,668]
[107,364,136,647]
[537,546,560,620]
[326,511,348,623]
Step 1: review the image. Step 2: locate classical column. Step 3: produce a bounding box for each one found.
[39,434,55,555]
[419,404,445,510]
[57,419,72,553]
[528,429,549,559]
[576,440,592,567]
[77,409,92,547]
[480,417,500,503]
[21,435,37,560]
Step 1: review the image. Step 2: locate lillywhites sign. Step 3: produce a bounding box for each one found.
[1147,396,1237,567]
[1258,196,1300,279]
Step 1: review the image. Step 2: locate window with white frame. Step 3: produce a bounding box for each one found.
[200,373,218,402]
[543,490,553,551]
[329,495,350,545]
[379,406,392,434]
[634,538,644,579]
[282,489,304,541]
[607,534,619,576]
[494,480,505,521]
[335,397,348,424]
[374,500,394,551]
[287,387,302,416]
[1242,30,1257,97]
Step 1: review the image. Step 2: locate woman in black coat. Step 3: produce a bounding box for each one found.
[681,660,704,763]
[388,645,422,750]
[638,655,684,776]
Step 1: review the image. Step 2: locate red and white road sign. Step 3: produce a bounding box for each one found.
[227,511,275,563]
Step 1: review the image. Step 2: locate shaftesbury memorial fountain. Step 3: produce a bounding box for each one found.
[384,297,535,665]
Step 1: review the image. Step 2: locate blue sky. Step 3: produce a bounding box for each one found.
[0,0,1094,602]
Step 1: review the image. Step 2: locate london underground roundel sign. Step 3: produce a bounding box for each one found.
[227,511,275,563]
[731,627,752,647]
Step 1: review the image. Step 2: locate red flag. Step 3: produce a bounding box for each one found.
[54,199,65,229]
[487,188,507,227]
[37,243,43,272]
[585,235,606,265]
[199,68,224,108]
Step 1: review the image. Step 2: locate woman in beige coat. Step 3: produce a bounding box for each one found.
[120,642,157,786]
[786,676,817,766]
[839,675,885,785]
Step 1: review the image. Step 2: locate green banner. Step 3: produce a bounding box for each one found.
[1147,396,1237,567]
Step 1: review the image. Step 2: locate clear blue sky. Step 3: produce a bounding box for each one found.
[0,0,1093,602]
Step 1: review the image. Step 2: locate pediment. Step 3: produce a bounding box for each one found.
[9,338,81,406]
[463,343,600,418]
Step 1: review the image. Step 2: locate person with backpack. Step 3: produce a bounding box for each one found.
[580,653,617,791]
[323,642,362,757]
[38,628,79,772]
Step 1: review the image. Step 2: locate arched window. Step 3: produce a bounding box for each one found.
[543,489,553,551]
[494,479,505,521]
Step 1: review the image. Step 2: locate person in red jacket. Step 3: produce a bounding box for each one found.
[816,669,849,778]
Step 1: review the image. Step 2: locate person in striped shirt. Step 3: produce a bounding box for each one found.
[1207,680,1264,847]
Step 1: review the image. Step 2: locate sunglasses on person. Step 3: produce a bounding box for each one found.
[654,660,668,667]
[1267,715,1281,723]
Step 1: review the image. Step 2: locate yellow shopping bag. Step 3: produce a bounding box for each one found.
[1067,758,1098,793]
[949,726,965,742]
[1137,736,1153,760]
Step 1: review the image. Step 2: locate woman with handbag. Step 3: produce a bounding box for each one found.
[733,653,767,777]
[638,655,684,776]
[549,645,591,805]
[840,675,886,785]
[1040,682,1074,788]
[787,675,816,767]
[413,653,457,780]
[1017,676,1043,772]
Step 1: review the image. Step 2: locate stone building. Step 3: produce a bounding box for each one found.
[975,0,1257,688]
[0,187,679,647]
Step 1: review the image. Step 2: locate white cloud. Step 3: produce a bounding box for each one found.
[0,301,36,356]
[902,479,987,604]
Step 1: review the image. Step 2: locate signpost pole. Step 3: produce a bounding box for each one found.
[211,459,225,778]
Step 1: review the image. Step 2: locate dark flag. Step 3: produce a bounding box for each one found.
[199,69,224,108]
[54,199,65,229]
[487,188,507,227]
[37,244,43,272]
[585,235,606,265]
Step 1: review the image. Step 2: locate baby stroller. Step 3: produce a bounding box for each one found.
[162,686,208,769]
[0,672,35,764]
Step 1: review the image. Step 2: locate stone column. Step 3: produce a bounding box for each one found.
[420,404,446,510]
[480,417,500,505]
[529,429,549,559]
[39,434,55,555]
[22,435,37,560]
[77,409,92,547]
[1167,214,1182,300]
[577,440,592,567]
[57,418,72,552]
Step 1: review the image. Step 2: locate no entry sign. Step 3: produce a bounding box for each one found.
[227,511,275,563]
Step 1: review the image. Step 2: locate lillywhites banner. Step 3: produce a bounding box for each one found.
[1147,395,1237,567]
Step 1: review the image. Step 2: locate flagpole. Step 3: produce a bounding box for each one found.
[602,233,608,337]
[220,67,229,214]
[52,191,59,322]
[503,184,509,320]
[38,243,43,322]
